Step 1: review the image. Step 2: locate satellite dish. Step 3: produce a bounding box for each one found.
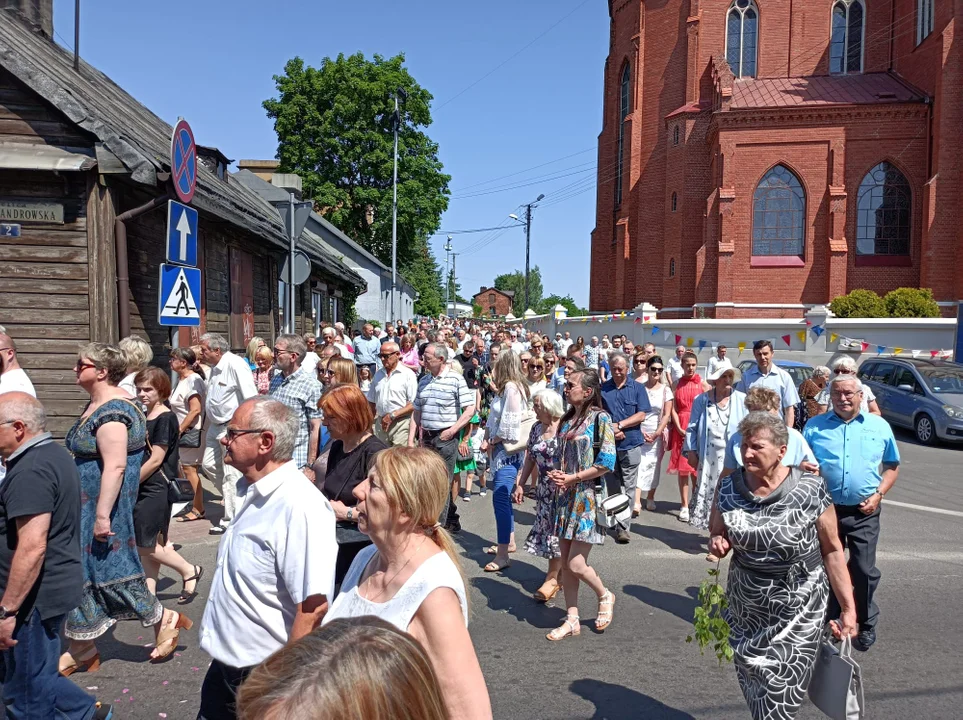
[280,251,312,285]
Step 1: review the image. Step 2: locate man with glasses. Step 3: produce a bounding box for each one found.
[803,374,899,652]
[735,340,800,427]
[198,332,258,536]
[269,335,323,477]
[367,342,418,447]
[814,357,881,416]
[199,397,336,720]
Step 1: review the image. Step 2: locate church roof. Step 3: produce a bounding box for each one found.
[730,72,926,110]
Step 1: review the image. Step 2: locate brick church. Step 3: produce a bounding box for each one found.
[590,0,960,318]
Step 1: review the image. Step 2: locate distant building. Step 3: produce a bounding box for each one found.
[591,0,959,318]
[472,287,514,317]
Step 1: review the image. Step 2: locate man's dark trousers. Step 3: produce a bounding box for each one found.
[1,609,96,719]
[197,659,254,720]
[423,430,460,526]
[827,504,882,632]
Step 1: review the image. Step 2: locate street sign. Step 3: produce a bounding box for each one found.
[280,250,312,285]
[277,200,313,242]
[0,223,20,237]
[166,200,198,266]
[158,263,201,327]
[170,118,197,204]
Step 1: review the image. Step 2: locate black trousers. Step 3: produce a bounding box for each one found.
[197,659,254,720]
[827,504,882,632]
[423,430,459,525]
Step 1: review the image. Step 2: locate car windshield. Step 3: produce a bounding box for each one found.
[918,369,963,394]
[782,366,813,387]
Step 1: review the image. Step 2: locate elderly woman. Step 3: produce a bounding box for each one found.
[547,369,617,641]
[323,448,493,720]
[117,335,152,398]
[815,357,881,416]
[512,388,565,602]
[683,361,747,531]
[244,336,266,371]
[480,350,530,572]
[797,365,829,429]
[709,412,857,720]
[400,332,421,372]
[252,345,275,395]
[61,343,191,676]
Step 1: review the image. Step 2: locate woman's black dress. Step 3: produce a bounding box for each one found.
[133,411,180,548]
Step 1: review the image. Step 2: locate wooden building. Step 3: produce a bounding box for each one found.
[0,7,364,435]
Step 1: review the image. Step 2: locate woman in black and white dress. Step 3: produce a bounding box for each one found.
[709,412,857,720]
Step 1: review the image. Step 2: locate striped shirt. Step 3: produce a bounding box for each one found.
[269,367,323,468]
[414,368,476,431]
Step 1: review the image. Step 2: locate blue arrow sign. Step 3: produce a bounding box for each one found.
[166,201,198,266]
[158,264,201,327]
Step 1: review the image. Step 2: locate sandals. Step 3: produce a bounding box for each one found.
[534,579,561,602]
[483,559,511,572]
[150,610,193,663]
[646,499,656,511]
[596,590,615,631]
[59,647,100,677]
[547,615,581,641]
[484,545,516,555]
[179,565,204,604]
[632,504,641,518]
[177,510,205,523]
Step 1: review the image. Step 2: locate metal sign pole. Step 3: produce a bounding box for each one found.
[390,94,399,327]
[288,192,296,334]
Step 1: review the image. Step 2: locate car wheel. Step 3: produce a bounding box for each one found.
[915,413,936,445]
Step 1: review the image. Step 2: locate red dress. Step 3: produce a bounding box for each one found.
[669,374,704,475]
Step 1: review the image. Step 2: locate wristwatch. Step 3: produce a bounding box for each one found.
[0,606,17,620]
[346,508,354,521]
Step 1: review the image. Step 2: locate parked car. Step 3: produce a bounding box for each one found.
[735,359,814,389]
[857,358,963,445]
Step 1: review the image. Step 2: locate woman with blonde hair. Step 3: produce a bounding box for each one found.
[252,345,274,395]
[480,349,530,572]
[244,336,266,371]
[118,335,153,397]
[324,356,359,388]
[323,448,492,720]
[237,616,449,720]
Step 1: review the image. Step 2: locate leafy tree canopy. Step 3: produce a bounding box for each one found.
[494,267,544,314]
[537,294,586,317]
[264,52,450,317]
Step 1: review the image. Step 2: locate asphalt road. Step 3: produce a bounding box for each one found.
[68,431,963,719]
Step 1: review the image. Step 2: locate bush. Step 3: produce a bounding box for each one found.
[829,289,887,318]
[884,287,941,318]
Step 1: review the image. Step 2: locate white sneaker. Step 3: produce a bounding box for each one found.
[678,507,690,522]
[479,488,488,498]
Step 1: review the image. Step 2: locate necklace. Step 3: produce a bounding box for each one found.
[362,535,429,604]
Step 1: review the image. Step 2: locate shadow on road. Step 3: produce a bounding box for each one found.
[622,584,698,623]
[570,678,697,720]
[633,523,707,555]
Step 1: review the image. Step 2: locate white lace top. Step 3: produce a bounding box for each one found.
[323,544,468,631]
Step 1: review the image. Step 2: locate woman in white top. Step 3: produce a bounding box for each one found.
[324,447,492,720]
[635,355,674,514]
[169,347,207,522]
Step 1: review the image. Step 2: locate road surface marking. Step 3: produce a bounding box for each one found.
[885,499,963,518]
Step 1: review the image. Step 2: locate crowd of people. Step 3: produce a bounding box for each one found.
[0,317,903,720]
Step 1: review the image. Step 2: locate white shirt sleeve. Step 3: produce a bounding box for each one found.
[404,369,419,404]
[235,356,259,401]
[277,489,338,604]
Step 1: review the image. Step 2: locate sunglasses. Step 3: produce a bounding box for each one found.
[378,352,398,359]
[74,361,97,373]
[649,367,664,373]
[835,368,855,374]
[531,364,544,370]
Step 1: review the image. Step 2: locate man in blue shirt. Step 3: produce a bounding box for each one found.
[803,375,900,652]
[353,323,382,376]
[600,352,651,544]
[735,340,800,427]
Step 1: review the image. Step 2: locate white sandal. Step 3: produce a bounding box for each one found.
[547,615,581,641]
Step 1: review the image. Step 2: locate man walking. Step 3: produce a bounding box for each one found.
[585,337,600,369]
[667,345,686,386]
[803,375,899,652]
[269,334,323,475]
[599,353,651,543]
[198,398,336,720]
[707,344,729,377]
[353,323,382,376]
[0,330,35,398]
[0,393,110,719]
[409,343,476,532]
[199,333,258,536]
[736,340,800,427]
[320,326,351,359]
[300,334,319,374]
[368,341,418,447]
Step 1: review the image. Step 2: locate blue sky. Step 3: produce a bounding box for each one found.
[52,0,608,308]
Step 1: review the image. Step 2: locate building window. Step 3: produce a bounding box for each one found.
[857,161,911,256]
[671,192,678,212]
[673,125,680,146]
[830,1,864,74]
[615,63,631,207]
[726,0,758,78]
[669,258,676,277]
[917,0,935,44]
[752,165,805,256]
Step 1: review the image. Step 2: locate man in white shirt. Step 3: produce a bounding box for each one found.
[367,341,418,447]
[706,345,732,378]
[198,397,336,720]
[300,334,319,374]
[555,331,573,358]
[509,331,525,355]
[321,326,352,359]
[667,345,687,385]
[0,330,36,484]
[198,333,258,535]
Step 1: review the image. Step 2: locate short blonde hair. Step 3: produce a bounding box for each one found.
[246,336,266,365]
[745,386,781,412]
[79,342,127,385]
[119,335,153,373]
[326,356,358,387]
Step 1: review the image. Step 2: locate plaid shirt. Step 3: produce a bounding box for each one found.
[269,367,323,468]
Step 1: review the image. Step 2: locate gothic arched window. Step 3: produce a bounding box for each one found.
[830,0,864,74]
[752,165,805,256]
[726,0,758,78]
[856,162,911,256]
[615,63,631,207]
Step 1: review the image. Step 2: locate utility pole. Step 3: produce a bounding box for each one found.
[390,88,408,326]
[450,253,459,318]
[443,235,453,318]
[510,193,544,314]
[287,192,296,333]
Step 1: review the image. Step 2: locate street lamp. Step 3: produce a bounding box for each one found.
[390,87,408,326]
[509,194,545,312]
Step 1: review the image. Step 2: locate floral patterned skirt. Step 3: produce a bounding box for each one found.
[524,472,561,558]
[553,480,605,545]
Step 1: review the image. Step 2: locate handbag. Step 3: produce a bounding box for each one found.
[808,632,865,720]
[591,414,631,529]
[179,427,202,448]
[503,408,537,454]
[145,434,195,505]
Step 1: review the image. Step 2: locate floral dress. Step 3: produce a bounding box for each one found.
[523,422,562,559]
[65,399,164,640]
[553,409,616,545]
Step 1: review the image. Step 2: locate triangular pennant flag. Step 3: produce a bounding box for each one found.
[931,350,939,358]
[698,339,707,351]
[710,342,719,352]
[685,337,694,348]
[829,333,838,343]
[912,350,921,358]
[675,335,683,345]
[805,320,812,326]
[781,334,792,347]
[877,345,886,354]
[738,341,746,354]
[619,312,626,318]
[651,326,660,336]
[643,316,651,322]
[812,325,825,338]
[664,331,672,342]
[634,317,642,324]
[860,342,870,352]
[796,330,807,344]
[894,348,903,355]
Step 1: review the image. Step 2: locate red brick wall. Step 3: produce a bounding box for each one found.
[472,289,513,317]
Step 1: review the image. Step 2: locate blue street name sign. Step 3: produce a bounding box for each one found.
[0,223,20,237]
[166,200,198,266]
[158,263,202,327]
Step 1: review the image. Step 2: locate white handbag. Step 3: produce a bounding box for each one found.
[590,414,631,529]
[808,632,865,720]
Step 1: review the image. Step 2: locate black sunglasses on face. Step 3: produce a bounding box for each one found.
[378,352,398,359]
[649,367,664,373]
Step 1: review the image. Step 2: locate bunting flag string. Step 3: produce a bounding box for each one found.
[830,333,839,343]
[698,339,707,351]
[651,326,660,336]
[811,325,825,338]
[675,334,683,345]
[685,337,694,348]
[781,334,792,347]
[738,341,747,354]
[796,330,807,344]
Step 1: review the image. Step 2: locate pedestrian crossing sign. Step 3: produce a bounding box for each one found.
[158,263,201,327]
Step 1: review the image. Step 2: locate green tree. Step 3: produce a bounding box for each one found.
[494,266,544,314]
[884,287,941,318]
[829,289,887,318]
[263,52,450,318]
[537,294,586,317]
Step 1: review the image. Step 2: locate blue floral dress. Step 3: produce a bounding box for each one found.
[523,422,561,559]
[553,409,616,545]
[65,399,164,640]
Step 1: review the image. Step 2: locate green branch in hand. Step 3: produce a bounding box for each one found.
[685,564,734,664]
